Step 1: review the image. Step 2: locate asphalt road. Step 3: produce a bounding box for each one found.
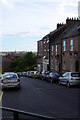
[2,76,80,119]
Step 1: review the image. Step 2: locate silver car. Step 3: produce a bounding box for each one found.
[59,72,80,87]
[1,72,21,89]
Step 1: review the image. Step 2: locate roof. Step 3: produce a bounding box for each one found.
[62,21,80,39]
[49,24,66,36]
[50,21,80,45]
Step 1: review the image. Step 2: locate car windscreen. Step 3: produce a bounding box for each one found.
[71,73,80,77]
[3,74,17,79]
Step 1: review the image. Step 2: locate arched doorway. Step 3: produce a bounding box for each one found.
[75,61,79,72]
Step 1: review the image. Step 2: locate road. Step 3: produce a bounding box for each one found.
[2,76,80,119]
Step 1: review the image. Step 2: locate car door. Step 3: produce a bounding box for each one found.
[64,73,70,84]
[60,72,68,84]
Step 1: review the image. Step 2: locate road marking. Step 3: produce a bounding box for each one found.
[0,91,3,102]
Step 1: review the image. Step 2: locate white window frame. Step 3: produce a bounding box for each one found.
[51,45,53,56]
[70,39,73,51]
[56,45,58,55]
[63,40,66,51]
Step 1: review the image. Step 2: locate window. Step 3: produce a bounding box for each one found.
[44,38,46,44]
[63,40,66,51]
[51,45,53,55]
[56,45,58,55]
[47,40,49,43]
[44,41,46,44]
[52,46,53,52]
[70,40,73,51]
[66,73,70,77]
[41,41,42,46]
[71,73,80,77]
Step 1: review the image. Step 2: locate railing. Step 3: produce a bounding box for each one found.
[0,106,56,120]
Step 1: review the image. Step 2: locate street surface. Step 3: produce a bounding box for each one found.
[1,77,80,119]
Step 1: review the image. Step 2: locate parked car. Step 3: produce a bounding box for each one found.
[32,71,40,79]
[17,72,21,77]
[48,72,61,83]
[41,71,50,80]
[1,72,21,89]
[26,71,29,77]
[59,72,80,87]
[28,71,34,78]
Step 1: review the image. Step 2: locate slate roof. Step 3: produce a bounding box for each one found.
[50,20,80,45]
[62,21,80,39]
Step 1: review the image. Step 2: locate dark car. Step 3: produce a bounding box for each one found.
[48,72,61,83]
[41,71,50,81]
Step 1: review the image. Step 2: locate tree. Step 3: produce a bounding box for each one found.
[8,52,37,72]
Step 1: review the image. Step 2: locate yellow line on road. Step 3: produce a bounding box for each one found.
[0,91,3,102]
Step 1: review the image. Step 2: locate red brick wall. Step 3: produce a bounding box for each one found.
[62,36,80,73]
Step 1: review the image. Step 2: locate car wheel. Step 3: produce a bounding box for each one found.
[67,82,70,87]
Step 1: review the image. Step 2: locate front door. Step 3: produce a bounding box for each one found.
[75,61,79,72]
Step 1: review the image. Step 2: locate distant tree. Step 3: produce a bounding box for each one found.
[8,52,37,72]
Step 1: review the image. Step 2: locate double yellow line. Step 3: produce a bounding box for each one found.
[0,91,3,102]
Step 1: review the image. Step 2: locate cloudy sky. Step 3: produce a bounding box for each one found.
[0,0,79,52]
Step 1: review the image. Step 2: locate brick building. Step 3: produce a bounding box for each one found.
[61,21,80,73]
[37,18,80,73]
[49,18,80,73]
[37,35,49,72]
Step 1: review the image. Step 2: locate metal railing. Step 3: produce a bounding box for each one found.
[0,106,56,120]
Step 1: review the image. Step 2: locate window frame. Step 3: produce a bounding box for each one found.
[70,39,73,51]
[56,44,58,55]
[63,40,66,51]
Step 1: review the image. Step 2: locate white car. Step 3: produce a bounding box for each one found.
[1,72,21,90]
[28,71,34,78]
[59,72,80,87]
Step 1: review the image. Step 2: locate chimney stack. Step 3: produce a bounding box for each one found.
[66,17,79,25]
[57,23,64,29]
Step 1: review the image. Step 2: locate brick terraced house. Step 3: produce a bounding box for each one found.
[37,35,49,72]
[37,18,80,73]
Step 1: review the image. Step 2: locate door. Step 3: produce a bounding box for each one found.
[75,61,79,72]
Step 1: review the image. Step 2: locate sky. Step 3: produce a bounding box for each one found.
[0,0,80,52]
